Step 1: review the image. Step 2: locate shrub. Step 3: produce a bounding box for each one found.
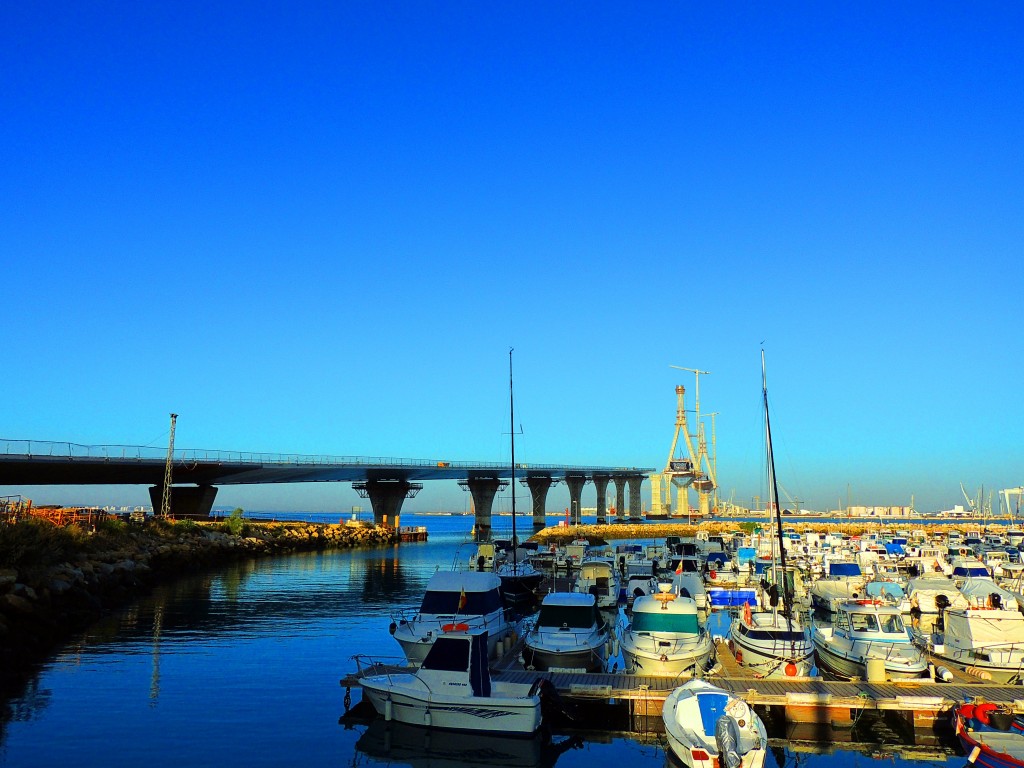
[223,508,248,537]
[0,518,83,575]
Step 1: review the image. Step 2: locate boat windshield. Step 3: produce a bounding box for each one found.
[537,605,597,629]
[421,589,502,615]
[631,611,699,634]
[849,611,905,634]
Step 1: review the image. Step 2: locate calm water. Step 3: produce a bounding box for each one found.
[0,514,962,768]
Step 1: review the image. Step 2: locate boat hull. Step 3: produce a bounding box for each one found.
[620,633,714,676]
[360,675,542,734]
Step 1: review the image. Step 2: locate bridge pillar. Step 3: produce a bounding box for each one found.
[353,479,422,529]
[613,476,627,522]
[592,474,610,524]
[627,475,645,521]
[459,477,508,542]
[524,475,556,530]
[565,473,587,525]
[148,485,218,519]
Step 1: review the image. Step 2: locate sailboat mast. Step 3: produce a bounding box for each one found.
[761,350,791,621]
[509,348,517,559]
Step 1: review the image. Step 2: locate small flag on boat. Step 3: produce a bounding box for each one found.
[675,560,683,575]
[458,588,467,612]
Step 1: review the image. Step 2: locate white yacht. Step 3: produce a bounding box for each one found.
[522,592,609,672]
[573,557,621,609]
[913,604,1024,683]
[728,603,815,679]
[390,571,513,664]
[620,584,714,677]
[809,561,867,613]
[810,600,928,681]
[360,628,542,733]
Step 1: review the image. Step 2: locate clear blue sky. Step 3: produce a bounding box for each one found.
[2,3,1021,514]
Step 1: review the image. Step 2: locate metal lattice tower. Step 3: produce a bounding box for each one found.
[160,413,178,517]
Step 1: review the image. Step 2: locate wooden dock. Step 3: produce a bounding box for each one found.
[342,635,1024,737]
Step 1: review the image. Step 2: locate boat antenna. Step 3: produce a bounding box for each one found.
[762,349,793,628]
[509,347,517,562]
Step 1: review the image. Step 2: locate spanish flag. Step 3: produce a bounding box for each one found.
[458,587,467,612]
[675,559,683,575]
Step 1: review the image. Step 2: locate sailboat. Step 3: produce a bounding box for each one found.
[496,348,543,613]
[727,350,815,679]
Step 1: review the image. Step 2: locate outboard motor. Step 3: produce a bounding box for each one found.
[533,678,581,725]
[935,593,950,632]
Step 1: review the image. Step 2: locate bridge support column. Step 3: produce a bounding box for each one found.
[353,479,422,529]
[592,474,610,524]
[613,476,627,522]
[627,475,645,521]
[148,485,218,519]
[459,477,508,542]
[524,476,555,531]
[565,473,587,526]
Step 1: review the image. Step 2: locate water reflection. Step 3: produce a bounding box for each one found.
[353,719,584,768]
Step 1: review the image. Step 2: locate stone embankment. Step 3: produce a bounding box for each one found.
[0,521,396,696]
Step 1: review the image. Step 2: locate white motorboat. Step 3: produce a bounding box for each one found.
[662,679,768,768]
[573,557,621,609]
[619,584,714,676]
[359,628,542,734]
[810,600,928,681]
[390,570,513,665]
[522,592,610,672]
[913,605,1024,683]
[728,603,815,679]
[809,561,867,613]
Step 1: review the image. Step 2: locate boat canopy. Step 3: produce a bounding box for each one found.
[736,547,756,565]
[631,610,700,635]
[421,587,503,615]
[829,562,862,578]
[421,632,490,697]
[884,543,904,555]
[947,609,1024,647]
[952,563,991,578]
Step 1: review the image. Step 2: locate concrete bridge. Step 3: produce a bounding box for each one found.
[0,440,652,539]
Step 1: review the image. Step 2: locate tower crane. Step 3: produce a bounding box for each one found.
[160,413,178,518]
[1001,487,1024,525]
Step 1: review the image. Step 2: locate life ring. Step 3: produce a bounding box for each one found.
[855,599,880,605]
[442,623,469,632]
[710,570,717,580]
[743,602,753,625]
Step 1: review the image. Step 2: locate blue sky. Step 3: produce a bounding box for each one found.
[2,2,1021,514]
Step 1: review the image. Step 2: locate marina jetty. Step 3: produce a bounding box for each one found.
[528,519,954,545]
[0,516,397,696]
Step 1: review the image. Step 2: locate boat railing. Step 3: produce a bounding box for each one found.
[351,654,416,681]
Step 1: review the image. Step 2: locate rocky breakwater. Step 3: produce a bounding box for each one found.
[0,519,397,697]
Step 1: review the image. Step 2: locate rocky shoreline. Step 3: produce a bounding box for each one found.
[0,520,396,701]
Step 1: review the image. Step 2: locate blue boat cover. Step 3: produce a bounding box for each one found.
[829,562,861,577]
[884,543,904,555]
[707,553,728,566]
[736,547,756,565]
[698,692,730,737]
[865,581,905,599]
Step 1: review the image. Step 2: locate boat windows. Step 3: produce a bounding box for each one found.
[420,589,503,615]
[850,613,879,632]
[880,614,905,634]
[631,612,699,634]
[536,605,597,629]
[421,636,471,672]
[739,627,807,643]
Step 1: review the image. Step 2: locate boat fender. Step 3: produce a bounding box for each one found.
[968,745,982,764]
[936,666,954,683]
[389,622,397,635]
[975,702,998,725]
[384,697,393,722]
[966,667,994,682]
[423,709,431,727]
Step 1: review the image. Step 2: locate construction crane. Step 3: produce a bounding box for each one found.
[650,366,718,519]
[160,413,177,518]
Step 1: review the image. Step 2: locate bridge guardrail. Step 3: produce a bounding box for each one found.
[0,439,640,472]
